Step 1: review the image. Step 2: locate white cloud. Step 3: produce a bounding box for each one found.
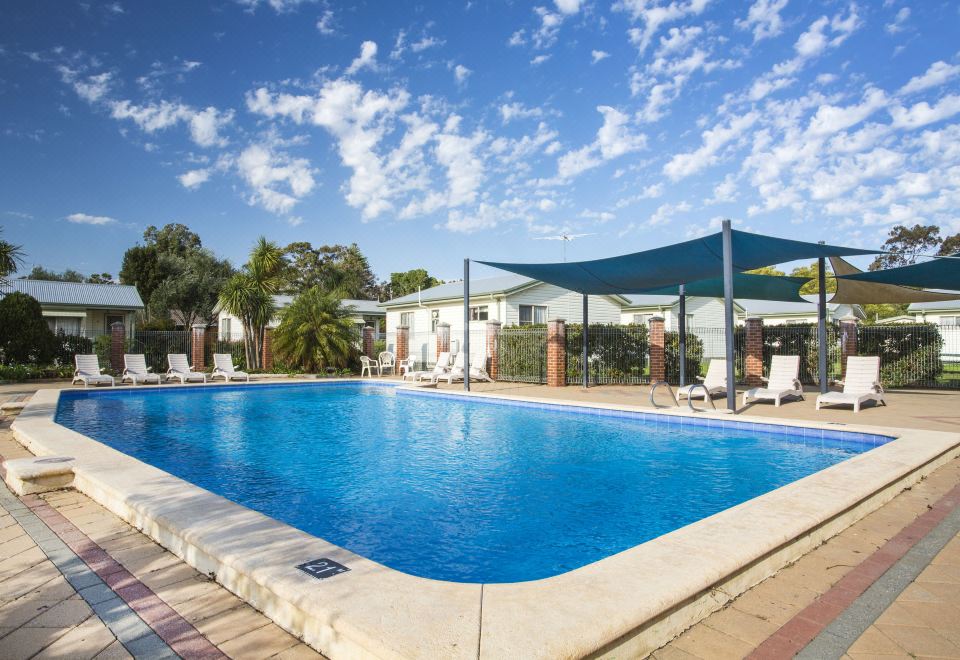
[889,95,960,129]
[345,41,378,75]
[236,143,315,214]
[65,212,117,225]
[500,102,544,123]
[554,0,581,14]
[591,50,610,64]
[614,0,711,53]
[188,107,234,147]
[581,209,615,222]
[316,10,336,35]
[556,106,647,179]
[899,61,960,96]
[533,7,565,49]
[539,198,558,211]
[287,215,304,227]
[531,54,551,66]
[706,175,738,204]
[735,0,788,42]
[178,168,211,189]
[805,87,887,137]
[648,200,691,226]
[453,64,471,85]
[235,0,317,12]
[508,29,526,47]
[411,36,445,53]
[108,100,232,147]
[885,6,910,34]
[57,67,113,103]
[390,30,407,60]
[664,111,758,180]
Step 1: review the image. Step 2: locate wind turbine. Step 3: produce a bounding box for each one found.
[534,232,596,261]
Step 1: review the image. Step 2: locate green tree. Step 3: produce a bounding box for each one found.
[284,242,379,298]
[272,288,357,372]
[939,233,960,257]
[86,273,114,284]
[870,224,943,270]
[23,266,85,282]
[119,245,173,312]
[790,261,837,295]
[0,292,56,365]
[149,250,235,327]
[219,238,287,369]
[861,303,910,325]
[389,269,442,298]
[0,229,25,286]
[143,223,202,256]
[745,266,785,277]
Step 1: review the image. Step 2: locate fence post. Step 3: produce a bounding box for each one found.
[396,325,408,368]
[840,315,859,379]
[436,322,450,358]
[546,318,566,387]
[191,324,206,370]
[649,316,665,382]
[110,322,125,375]
[362,326,375,360]
[262,328,274,371]
[745,317,764,386]
[486,320,501,379]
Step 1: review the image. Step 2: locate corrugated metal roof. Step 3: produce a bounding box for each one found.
[909,299,960,311]
[1,279,144,309]
[381,274,535,307]
[270,295,384,315]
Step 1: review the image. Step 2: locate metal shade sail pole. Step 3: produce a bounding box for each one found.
[721,220,737,413]
[464,258,470,392]
[818,256,828,395]
[678,284,686,387]
[582,293,589,388]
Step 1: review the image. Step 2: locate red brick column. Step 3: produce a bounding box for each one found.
[486,320,501,379]
[262,328,274,371]
[546,318,566,387]
[745,317,764,387]
[649,316,665,382]
[436,322,450,358]
[395,325,409,366]
[191,324,206,371]
[110,322,125,375]
[362,326,375,360]
[840,316,858,379]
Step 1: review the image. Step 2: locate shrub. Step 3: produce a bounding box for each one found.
[858,324,943,387]
[53,332,94,367]
[498,324,547,383]
[566,323,649,384]
[0,292,57,365]
[665,331,704,383]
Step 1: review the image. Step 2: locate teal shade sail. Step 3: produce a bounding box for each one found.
[639,273,811,302]
[478,229,877,295]
[837,256,960,292]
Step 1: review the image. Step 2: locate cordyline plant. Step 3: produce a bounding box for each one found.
[218,237,287,370]
[273,288,357,373]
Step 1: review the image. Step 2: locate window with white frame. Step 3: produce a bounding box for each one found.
[431,309,439,332]
[632,313,652,325]
[46,317,82,336]
[941,316,959,326]
[221,317,232,338]
[470,305,489,321]
[400,311,415,332]
[519,304,547,325]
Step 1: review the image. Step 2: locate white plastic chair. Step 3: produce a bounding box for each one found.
[742,355,804,407]
[816,356,886,413]
[166,354,207,383]
[360,355,380,377]
[121,354,160,386]
[73,355,115,387]
[378,351,396,375]
[678,358,727,401]
[211,354,250,382]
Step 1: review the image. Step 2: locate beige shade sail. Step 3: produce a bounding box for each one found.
[828,256,960,304]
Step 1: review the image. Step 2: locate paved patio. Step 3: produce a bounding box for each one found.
[0,380,958,658]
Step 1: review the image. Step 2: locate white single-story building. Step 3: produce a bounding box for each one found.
[379,274,629,363]
[737,300,866,325]
[620,295,744,329]
[217,296,385,340]
[0,279,143,337]
[907,299,960,361]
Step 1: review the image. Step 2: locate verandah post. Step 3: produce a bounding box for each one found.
[721,219,737,412]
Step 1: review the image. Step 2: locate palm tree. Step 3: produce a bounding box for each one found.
[273,288,357,373]
[0,229,25,286]
[218,238,287,369]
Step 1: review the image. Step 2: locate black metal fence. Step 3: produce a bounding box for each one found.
[128,331,193,374]
[565,324,649,385]
[498,326,547,383]
[858,324,959,389]
[761,323,842,386]
[205,333,246,370]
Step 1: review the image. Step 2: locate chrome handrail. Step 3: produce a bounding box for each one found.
[686,384,717,412]
[649,380,679,408]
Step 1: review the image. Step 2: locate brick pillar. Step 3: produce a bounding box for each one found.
[546,318,566,387]
[486,320,501,380]
[110,322,125,375]
[262,328,274,371]
[745,317,764,387]
[191,324,206,371]
[436,322,450,357]
[649,316,665,382]
[840,315,858,379]
[362,326,375,360]
[396,325,409,367]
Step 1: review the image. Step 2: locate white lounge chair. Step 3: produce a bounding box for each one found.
[211,354,250,382]
[166,354,207,383]
[678,358,727,401]
[379,351,396,375]
[742,355,804,407]
[816,356,886,413]
[398,355,417,379]
[360,355,380,377]
[406,352,451,382]
[72,355,115,387]
[121,354,160,386]
[436,352,494,384]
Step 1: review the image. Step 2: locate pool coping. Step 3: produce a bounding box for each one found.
[9,379,960,659]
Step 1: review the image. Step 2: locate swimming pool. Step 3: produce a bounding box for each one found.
[55,382,891,583]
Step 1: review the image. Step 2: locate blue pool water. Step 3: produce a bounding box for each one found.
[55,383,889,583]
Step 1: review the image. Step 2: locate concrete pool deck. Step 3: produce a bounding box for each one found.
[0,378,956,657]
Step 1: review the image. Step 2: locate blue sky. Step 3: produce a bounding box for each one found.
[2,0,959,283]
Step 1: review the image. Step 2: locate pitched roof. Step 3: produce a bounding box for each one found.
[740,299,848,315]
[270,295,384,315]
[380,274,536,307]
[1,279,144,309]
[908,298,960,311]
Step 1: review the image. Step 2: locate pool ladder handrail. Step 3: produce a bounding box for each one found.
[684,383,717,412]
[649,381,678,409]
